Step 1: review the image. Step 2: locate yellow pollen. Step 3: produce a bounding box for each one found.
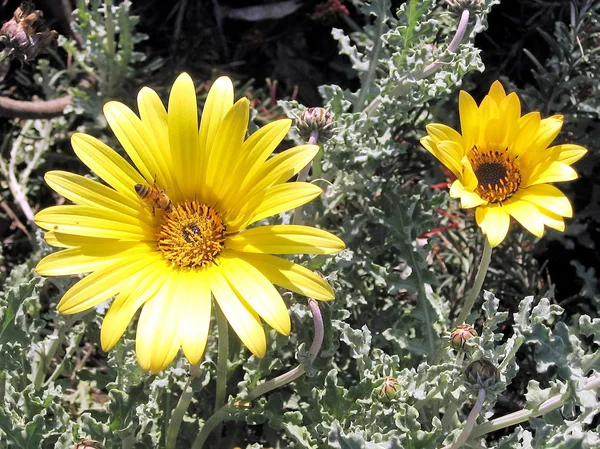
[468,145,521,203]
[157,200,225,269]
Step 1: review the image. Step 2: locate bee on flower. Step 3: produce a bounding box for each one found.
[421,81,587,247]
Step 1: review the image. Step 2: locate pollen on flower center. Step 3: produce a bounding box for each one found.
[468,145,521,203]
[157,200,225,268]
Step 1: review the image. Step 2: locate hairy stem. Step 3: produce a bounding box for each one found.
[31,315,78,390]
[355,15,385,111]
[293,130,320,225]
[470,375,600,439]
[421,9,470,78]
[165,364,202,449]
[454,240,492,325]
[213,305,230,444]
[442,388,486,449]
[364,8,471,116]
[191,299,324,449]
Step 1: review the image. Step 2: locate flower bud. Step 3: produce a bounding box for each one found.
[377,376,400,401]
[450,324,477,351]
[0,2,58,62]
[297,107,335,144]
[446,0,482,18]
[465,359,498,390]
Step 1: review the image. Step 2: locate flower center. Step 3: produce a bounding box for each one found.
[157,200,225,269]
[468,146,521,203]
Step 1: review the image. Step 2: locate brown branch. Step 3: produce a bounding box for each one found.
[0,94,72,118]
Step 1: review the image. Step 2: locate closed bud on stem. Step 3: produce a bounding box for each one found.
[450,323,478,351]
[377,376,400,401]
[297,107,335,144]
[465,359,498,390]
[446,0,482,17]
[0,1,58,62]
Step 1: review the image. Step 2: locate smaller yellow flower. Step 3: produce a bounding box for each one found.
[421,81,587,247]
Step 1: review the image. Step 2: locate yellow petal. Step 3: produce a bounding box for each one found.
[430,141,463,178]
[179,270,212,365]
[101,260,168,351]
[502,199,546,238]
[235,252,335,300]
[240,119,292,174]
[460,190,487,209]
[521,115,563,165]
[524,161,578,187]
[137,87,171,169]
[168,73,199,199]
[36,242,154,276]
[199,76,235,173]
[104,101,176,194]
[549,144,588,166]
[460,155,479,190]
[475,205,510,247]
[209,266,266,358]
[511,112,541,158]
[203,98,249,207]
[44,231,118,249]
[242,144,319,193]
[226,225,345,255]
[425,123,464,147]
[488,80,507,104]
[34,205,154,240]
[247,183,322,225]
[71,133,144,201]
[538,207,566,232]
[514,184,572,217]
[483,118,506,149]
[449,179,465,198]
[136,275,181,373]
[45,171,141,215]
[227,145,319,218]
[58,253,162,314]
[477,95,499,141]
[459,90,479,149]
[220,253,291,335]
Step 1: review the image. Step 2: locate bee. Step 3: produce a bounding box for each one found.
[74,439,105,449]
[134,176,172,215]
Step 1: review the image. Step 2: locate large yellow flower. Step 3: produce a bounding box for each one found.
[35,73,345,373]
[421,81,587,247]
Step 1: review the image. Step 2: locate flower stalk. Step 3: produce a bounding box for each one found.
[442,387,486,449]
[469,375,600,440]
[454,240,492,325]
[165,364,202,449]
[191,298,324,449]
[293,130,320,225]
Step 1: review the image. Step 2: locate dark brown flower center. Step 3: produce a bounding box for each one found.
[157,200,225,268]
[468,146,521,203]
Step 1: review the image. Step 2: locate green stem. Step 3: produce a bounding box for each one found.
[31,315,77,390]
[441,351,466,431]
[397,210,436,356]
[293,130,319,225]
[454,240,492,326]
[165,366,200,449]
[355,16,384,111]
[443,388,487,449]
[469,375,600,440]
[191,300,324,449]
[103,0,116,96]
[43,328,85,388]
[212,305,229,445]
[215,306,229,412]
